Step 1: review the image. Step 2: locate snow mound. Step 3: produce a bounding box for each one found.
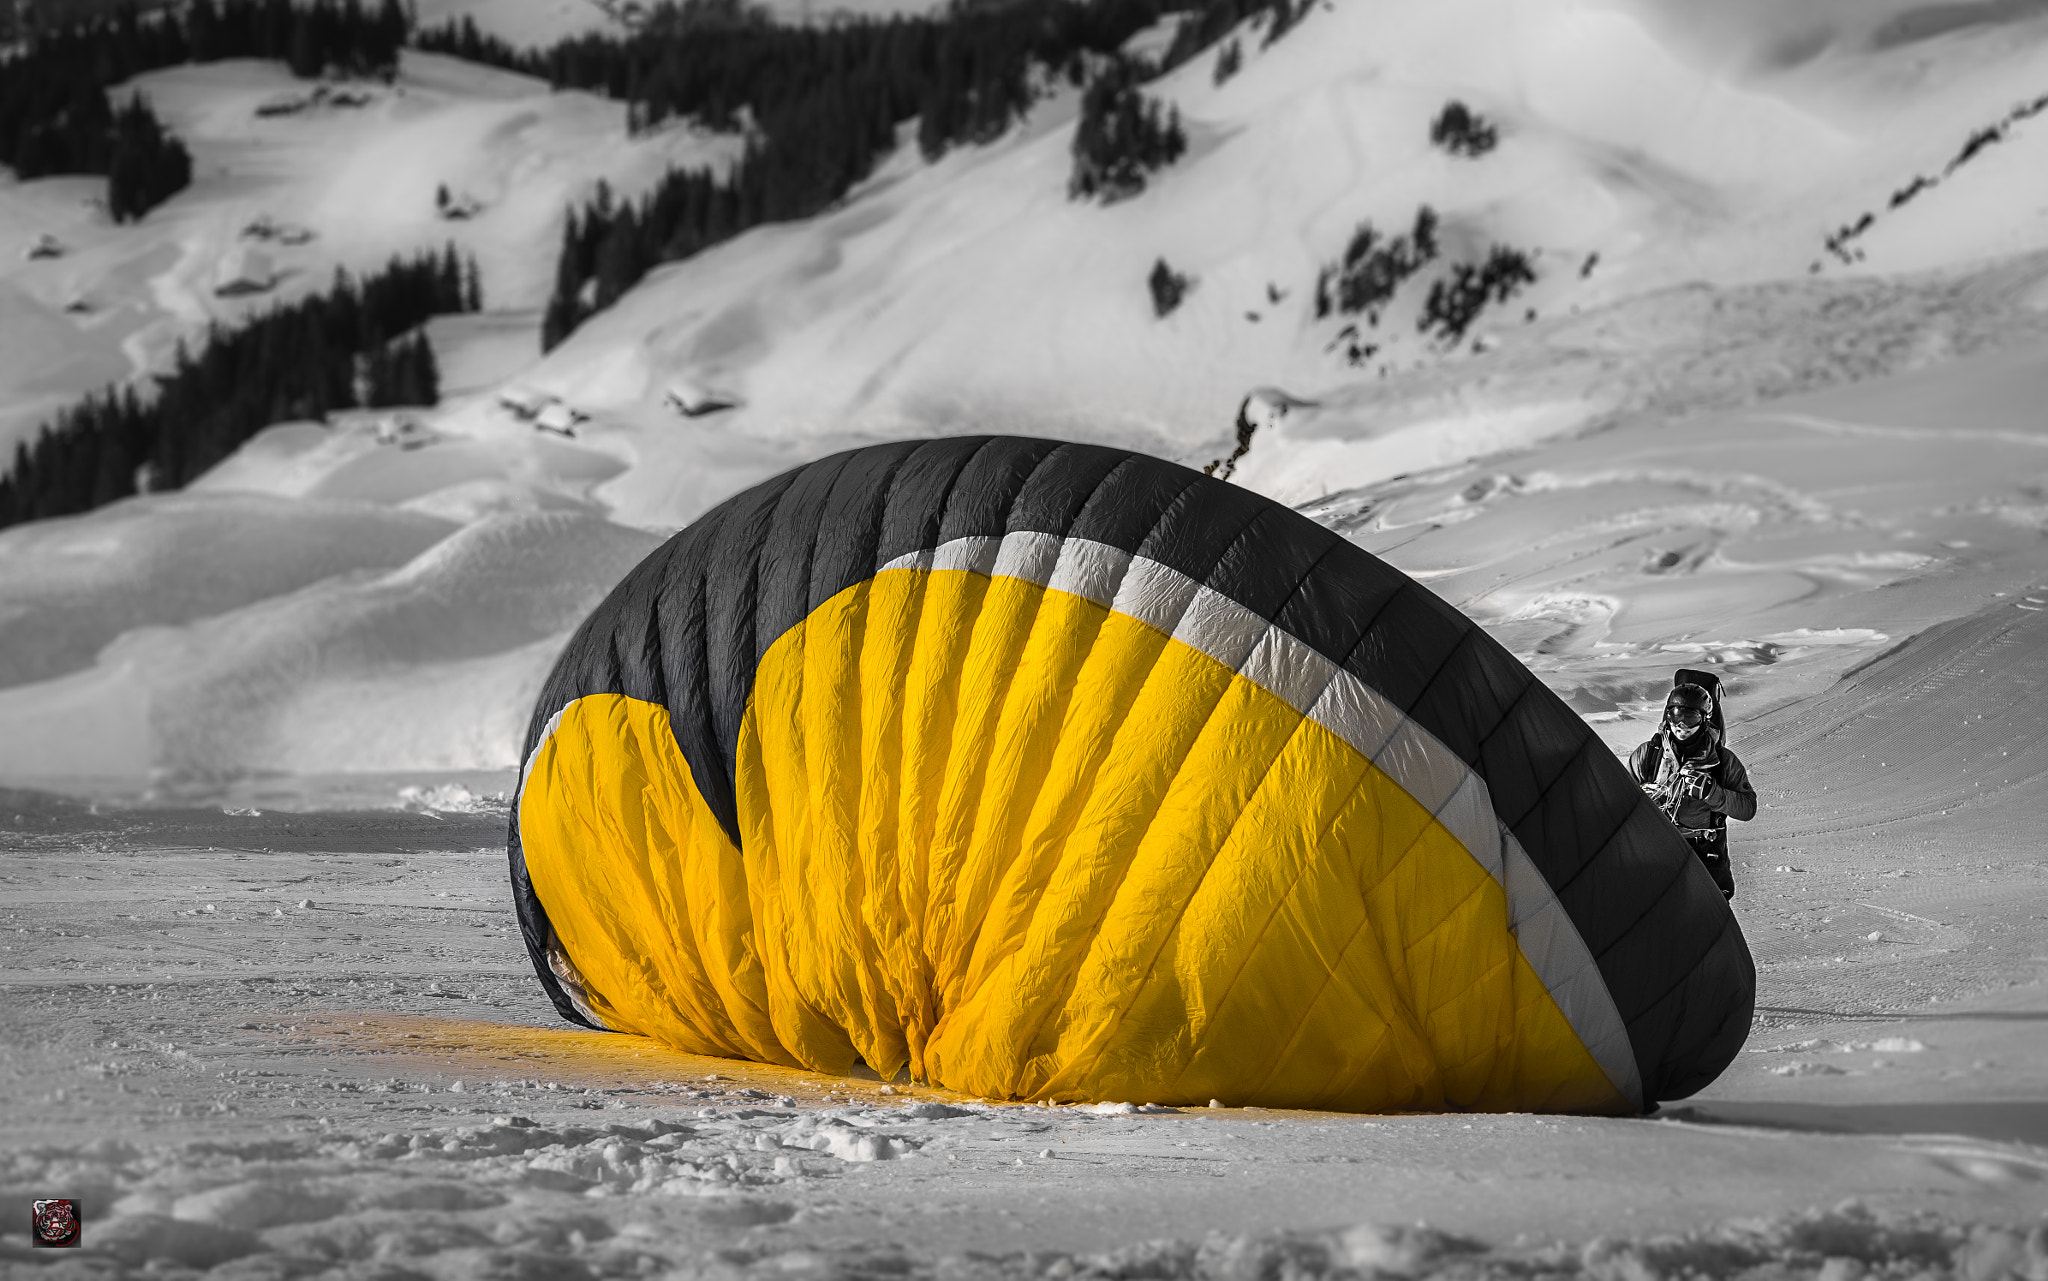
[185,421,350,496]
[395,781,507,814]
[0,511,663,784]
[0,492,455,690]
[1860,1037,1926,1054]
[895,1101,978,1120]
[171,1180,351,1231]
[1742,591,2048,842]
[794,1121,901,1162]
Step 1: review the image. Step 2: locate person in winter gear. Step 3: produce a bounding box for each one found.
[1630,683,1756,900]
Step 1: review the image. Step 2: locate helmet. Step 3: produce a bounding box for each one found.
[1666,683,1712,740]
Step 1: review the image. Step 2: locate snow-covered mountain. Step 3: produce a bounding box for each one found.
[5,0,2048,800]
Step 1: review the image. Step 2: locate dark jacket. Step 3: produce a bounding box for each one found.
[1629,726,1757,836]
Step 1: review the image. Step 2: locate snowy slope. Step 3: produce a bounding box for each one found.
[527,0,2048,524]
[0,50,745,459]
[412,0,625,47]
[6,0,2048,793]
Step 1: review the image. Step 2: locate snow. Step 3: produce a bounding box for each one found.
[0,510,660,784]
[3,0,2048,1264]
[395,781,503,814]
[411,0,625,49]
[1,821,2043,1265]
[0,492,456,690]
[0,51,748,461]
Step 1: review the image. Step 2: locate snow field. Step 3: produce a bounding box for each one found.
[0,509,661,783]
[3,782,2044,1269]
[3,1114,2040,1278]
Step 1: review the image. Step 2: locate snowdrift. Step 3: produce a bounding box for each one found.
[1742,592,2048,852]
[0,512,661,785]
[0,492,455,689]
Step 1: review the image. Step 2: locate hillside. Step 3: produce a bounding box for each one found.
[2,0,2047,801]
[0,51,745,461]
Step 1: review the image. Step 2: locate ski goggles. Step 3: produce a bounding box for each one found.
[1668,706,1707,726]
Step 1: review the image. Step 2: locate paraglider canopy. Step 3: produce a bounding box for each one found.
[509,436,1754,1114]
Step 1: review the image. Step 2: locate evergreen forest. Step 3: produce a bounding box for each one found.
[0,247,479,530]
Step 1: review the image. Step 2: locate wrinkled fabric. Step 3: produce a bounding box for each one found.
[510,438,1755,1112]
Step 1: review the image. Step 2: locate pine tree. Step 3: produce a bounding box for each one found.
[105,95,193,223]
[1148,258,1190,317]
[1429,100,1497,157]
[287,13,322,76]
[1069,60,1186,203]
[592,207,643,310]
[189,0,222,59]
[1212,38,1241,85]
[439,242,465,309]
[540,214,587,352]
[410,334,441,405]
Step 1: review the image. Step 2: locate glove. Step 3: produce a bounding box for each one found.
[1677,770,1715,803]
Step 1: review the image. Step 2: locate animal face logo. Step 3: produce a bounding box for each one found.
[32,1199,80,1248]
